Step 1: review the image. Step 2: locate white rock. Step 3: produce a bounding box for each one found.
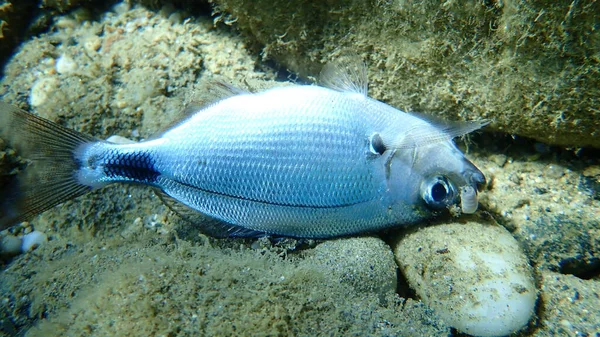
[21,231,48,252]
[55,55,78,74]
[393,221,537,337]
[112,1,130,15]
[30,77,58,107]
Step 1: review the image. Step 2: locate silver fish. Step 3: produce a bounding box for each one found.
[0,62,486,238]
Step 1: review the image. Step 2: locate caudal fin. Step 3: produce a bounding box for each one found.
[0,102,96,229]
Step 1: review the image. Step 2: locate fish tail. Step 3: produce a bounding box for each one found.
[0,102,96,229]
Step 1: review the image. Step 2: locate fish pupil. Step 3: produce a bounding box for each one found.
[369,133,386,155]
[431,182,448,202]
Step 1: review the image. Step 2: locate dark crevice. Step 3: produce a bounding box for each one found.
[559,257,600,280]
[395,267,417,300]
[378,230,421,302]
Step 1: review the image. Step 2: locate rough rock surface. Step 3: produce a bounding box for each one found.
[534,271,600,335]
[211,0,600,148]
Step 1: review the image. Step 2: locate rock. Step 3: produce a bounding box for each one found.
[302,236,397,300]
[474,147,600,279]
[30,77,59,107]
[21,231,47,252]
[0,234,22,257]
[211,0,600,147]
[55,54,78,74]
[392,221,537,337]
[0,1,37,66]
[534,271,600,336]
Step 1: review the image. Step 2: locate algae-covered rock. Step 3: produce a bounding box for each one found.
[210,0,600,148]
[0,1,38,67]
[302,236,397,300]
[3,234,446,337]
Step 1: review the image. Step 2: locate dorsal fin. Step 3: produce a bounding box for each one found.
[381,118,489,149]
[181,81,249,116]
[319,57,368,95]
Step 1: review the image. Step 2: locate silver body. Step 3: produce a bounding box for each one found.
[78,85,484,238]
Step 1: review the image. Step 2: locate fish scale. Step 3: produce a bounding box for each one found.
[154,86,379,213]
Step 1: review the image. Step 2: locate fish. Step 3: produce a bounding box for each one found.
[0,61,486,238]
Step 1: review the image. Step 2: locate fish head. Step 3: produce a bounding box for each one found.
[384,141,485,215]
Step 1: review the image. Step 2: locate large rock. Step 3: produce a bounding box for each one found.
[392,221,537,336]
[301,236,398,301]
[211,0,600,148]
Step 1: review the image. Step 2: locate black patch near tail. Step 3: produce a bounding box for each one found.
[104,150,160,183]
[0,102,96,229]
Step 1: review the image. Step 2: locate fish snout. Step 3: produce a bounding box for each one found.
[471,169,486,191]
[463,164,486,192]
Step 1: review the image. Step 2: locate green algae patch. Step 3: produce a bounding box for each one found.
[211,0,600,147]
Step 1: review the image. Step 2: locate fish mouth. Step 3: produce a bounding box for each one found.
[463,164,486,192]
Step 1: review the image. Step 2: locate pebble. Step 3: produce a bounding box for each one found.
[30,77,59,107]
[0,235,23,257]
[545,164,565,180]
[582,165,600,178]
[489,154,507,168]
[392,221,537,337]
[55,54,78,74]
[21,231,48,252]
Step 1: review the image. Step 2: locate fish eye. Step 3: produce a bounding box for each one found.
[368,132,386,155]
[421,175,457,209]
